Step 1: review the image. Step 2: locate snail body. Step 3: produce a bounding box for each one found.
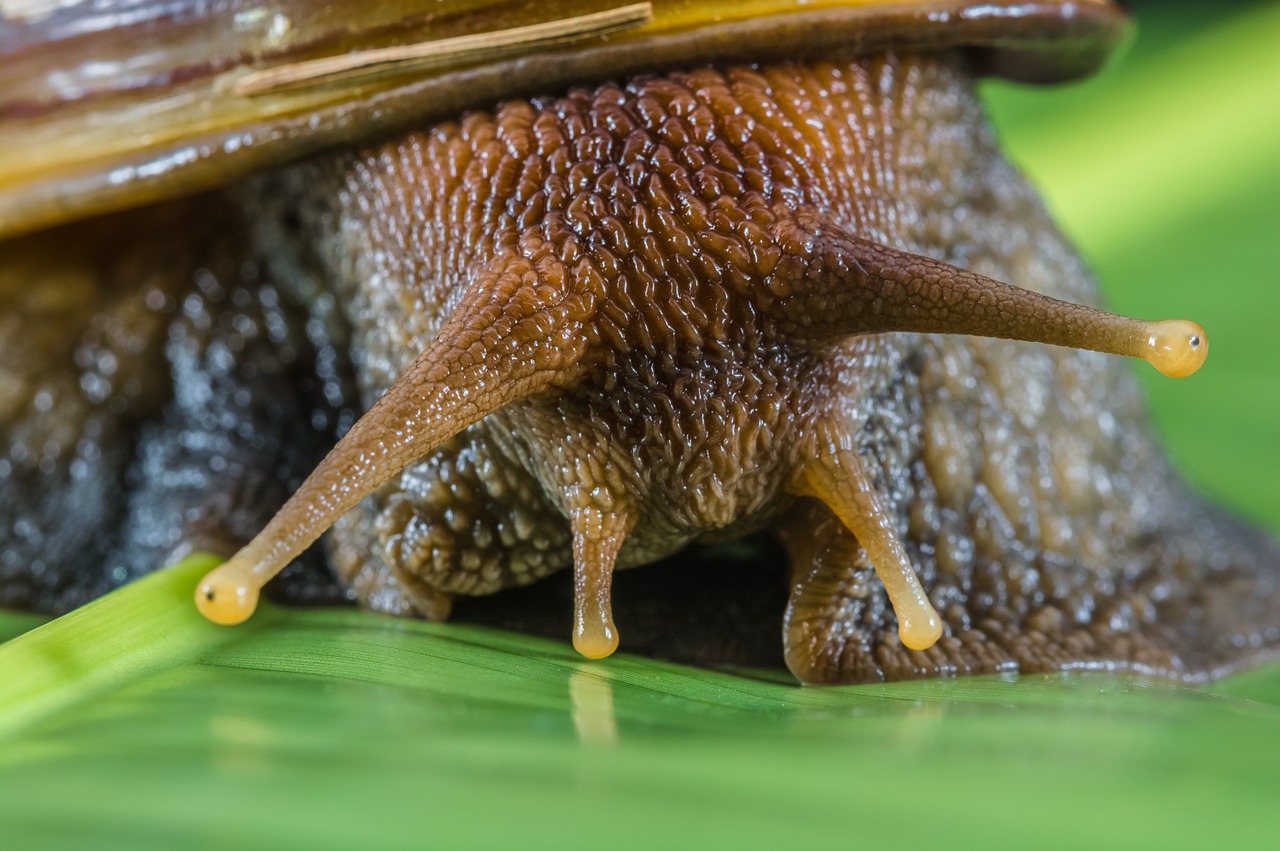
[0,1,1276,682]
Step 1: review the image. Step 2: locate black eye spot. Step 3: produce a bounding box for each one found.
[1190,335,1200,348]
[205,589,216,601]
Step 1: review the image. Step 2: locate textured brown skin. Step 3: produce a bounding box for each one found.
[248,53,1276,682]
[3,52,1277,681]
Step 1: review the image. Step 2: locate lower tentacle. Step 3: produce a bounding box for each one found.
[568,503,634,659]
[787,420,943,653]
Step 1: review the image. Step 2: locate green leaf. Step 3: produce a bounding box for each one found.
[0,609,45,643]
[983,0,1280,532]
[2,559,1279,850]
[0,554,260,737]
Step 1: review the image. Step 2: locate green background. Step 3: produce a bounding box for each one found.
[983,0,1280,533]
[2,2,1278,849]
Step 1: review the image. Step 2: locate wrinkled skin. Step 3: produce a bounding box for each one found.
[3,54,1277,682]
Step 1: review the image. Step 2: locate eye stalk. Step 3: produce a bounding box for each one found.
[768,224,1210,380]
[1142,319,1207,378]
[193,251,584,629]
[196,575,259,626]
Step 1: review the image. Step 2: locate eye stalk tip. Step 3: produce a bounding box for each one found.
[1144,319,1208,378]
[195,567,260,625]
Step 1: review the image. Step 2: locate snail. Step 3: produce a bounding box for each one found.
[1,0,1276,683]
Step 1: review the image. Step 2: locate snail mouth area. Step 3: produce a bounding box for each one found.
[447,535,791,671]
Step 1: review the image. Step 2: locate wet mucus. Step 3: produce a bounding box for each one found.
[2,55,1278,682]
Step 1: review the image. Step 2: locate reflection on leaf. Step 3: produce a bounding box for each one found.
[1,557,1279,849]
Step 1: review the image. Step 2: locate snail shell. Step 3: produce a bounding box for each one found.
[0,0,1276,682]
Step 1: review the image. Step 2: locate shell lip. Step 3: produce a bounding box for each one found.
[0,0,1131,239]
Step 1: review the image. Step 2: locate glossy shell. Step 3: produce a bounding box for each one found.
[0,0,1128,238]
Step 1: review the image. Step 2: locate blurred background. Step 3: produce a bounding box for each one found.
[983,0,1280,532]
